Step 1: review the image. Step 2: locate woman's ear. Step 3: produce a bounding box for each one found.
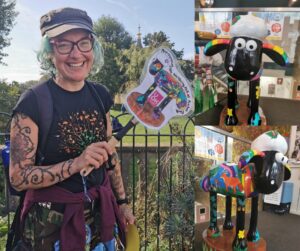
[204,39,230,56]
[262,43,289,66]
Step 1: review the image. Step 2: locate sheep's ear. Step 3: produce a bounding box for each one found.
[204,39,230,56]
[262,43,289,66]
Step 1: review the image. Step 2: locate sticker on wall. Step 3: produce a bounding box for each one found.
[195,126,225,161]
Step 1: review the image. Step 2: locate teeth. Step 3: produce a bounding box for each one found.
[69,62,83,67]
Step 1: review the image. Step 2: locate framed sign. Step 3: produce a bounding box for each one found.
[195,126,226,161]
[289,126,300,166]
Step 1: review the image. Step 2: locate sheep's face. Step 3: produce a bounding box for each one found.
[253,151,288,194]
[225,37,263,81]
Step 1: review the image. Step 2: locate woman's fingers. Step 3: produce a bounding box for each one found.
[76,141,114,174]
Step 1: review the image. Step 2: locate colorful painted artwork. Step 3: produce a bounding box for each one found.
[204,14,288,126]
[199,131,291,251]
[125,47,193,130]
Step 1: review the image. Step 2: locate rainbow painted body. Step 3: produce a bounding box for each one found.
[199,138,289,251]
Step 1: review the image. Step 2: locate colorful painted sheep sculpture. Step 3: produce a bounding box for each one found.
[200,131,291,251]
[204,15,288,126]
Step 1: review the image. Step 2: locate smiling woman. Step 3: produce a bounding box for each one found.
[8,7,135,251]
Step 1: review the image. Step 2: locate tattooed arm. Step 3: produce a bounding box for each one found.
[106,112,135,224]
[105,112,126,200]
[9,113,112,191]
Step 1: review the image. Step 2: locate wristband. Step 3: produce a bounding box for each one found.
[117,197,129,205]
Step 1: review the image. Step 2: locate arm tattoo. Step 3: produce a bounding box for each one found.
[10,113,76,190]
[109,162,126,200]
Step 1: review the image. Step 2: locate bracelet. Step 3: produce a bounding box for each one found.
[117,197,129,205]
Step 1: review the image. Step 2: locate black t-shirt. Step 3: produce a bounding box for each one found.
[13,79,114,193]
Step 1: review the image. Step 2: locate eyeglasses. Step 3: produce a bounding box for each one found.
[50,36,94,55]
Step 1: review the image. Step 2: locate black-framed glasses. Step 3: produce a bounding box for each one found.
[50,36,94,55]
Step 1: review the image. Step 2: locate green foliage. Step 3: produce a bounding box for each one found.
[93,15,133,50]
[0,0,18,65]
[130,122,195,251]
[143,31,184,59]
[117,45,152,82]
[0,80,20,113]
[178,58,194,82]
[89,41,127,96]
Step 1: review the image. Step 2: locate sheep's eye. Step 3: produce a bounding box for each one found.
[234,38,246,49]
[246,40,257,51]
[275,152,289,165]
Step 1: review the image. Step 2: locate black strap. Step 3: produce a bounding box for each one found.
[6,193,26,250]
[31,81,53,165]
[86,81,108,130]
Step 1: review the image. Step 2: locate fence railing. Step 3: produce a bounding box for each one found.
[0,111,195,251]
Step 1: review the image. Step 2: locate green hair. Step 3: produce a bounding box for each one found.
[36,34,104,76]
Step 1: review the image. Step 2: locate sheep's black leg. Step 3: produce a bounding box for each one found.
[225,79,238,125]
[233,196,247,251]
[223,195,234,230]
[207,191,220,237]
[235,81,239,108]
[247,79,261,126]
[247,81,253,108]
[136,82,157,105]
[247,196,260,242]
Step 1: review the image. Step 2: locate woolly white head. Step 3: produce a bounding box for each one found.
[230,14,268,41]
[251,131,288,154]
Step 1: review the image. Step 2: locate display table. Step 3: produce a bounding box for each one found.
[202,228,266,251]
[195,94,300,125]
[219,97,267,128]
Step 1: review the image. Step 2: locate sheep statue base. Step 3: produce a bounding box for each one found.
[202,227,266,251]
[200,131,291,251]
[219,97,267,127]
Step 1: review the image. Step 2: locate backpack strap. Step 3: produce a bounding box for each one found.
[31,81,53,165]
[86,81,108,130]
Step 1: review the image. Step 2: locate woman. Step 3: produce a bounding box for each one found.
[9,7,134,251]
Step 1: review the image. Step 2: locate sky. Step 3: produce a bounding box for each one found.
[0,0,194,83]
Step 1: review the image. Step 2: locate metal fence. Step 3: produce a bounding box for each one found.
[0,111,195,251]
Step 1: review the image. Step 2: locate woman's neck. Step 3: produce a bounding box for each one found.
[53,76,85,92]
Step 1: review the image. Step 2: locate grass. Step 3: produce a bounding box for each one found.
[110,110,194,146]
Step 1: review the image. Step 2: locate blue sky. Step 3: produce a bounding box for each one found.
[0,0,194,83]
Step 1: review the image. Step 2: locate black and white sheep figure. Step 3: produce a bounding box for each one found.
[204,15,289,126]
[200,131,291,251]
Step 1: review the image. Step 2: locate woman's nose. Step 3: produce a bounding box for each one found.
[69,44,81,57]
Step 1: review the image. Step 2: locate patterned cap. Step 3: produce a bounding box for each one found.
[40,7,94,38]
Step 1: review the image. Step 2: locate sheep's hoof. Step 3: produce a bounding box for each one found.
[248,112,261,126]
[247,230,260,242]
[223,221,234,230]
[225,115,238,125]
[233,237,247,251]
[207,227,220,238]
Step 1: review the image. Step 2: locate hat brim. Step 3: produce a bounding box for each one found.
[45,23,94,38]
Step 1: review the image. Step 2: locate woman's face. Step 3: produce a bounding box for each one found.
[51,29,94,86]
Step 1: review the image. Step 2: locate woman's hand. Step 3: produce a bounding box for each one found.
[119,204,135,229]
[73,142,113,174]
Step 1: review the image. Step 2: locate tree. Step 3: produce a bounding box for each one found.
[178,59,194,82]
[0,79,20,113]
[118,45,153,83]
[91,16,134,96]
[0,0,18,65]
[142,31,193,81]
[89,41,127,96]
[143,31,184,59]
[94,15,133,50]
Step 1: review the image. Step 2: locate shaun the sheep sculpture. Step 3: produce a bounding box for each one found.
[200,131,291,251]
[204,15,289,126]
